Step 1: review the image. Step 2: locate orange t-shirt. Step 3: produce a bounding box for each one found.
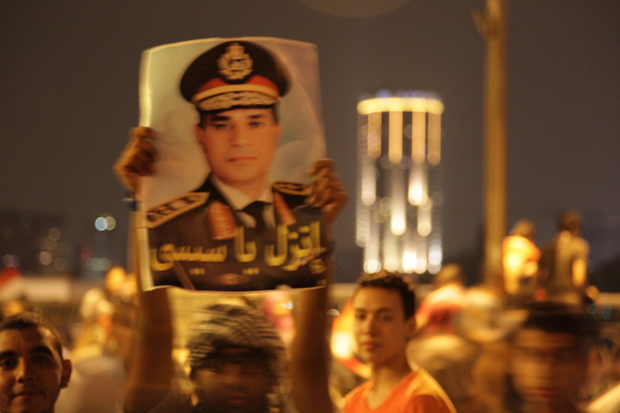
[343,369,456,413]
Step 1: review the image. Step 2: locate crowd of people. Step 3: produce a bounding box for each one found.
[0,38,614,413]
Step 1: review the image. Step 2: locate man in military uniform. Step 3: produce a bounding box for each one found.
[115,40,346,291]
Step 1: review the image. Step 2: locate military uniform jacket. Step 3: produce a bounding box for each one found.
[146,176,328,291]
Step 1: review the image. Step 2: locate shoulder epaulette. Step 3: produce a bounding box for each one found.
[146,193,209,228]
[272,181,310,196]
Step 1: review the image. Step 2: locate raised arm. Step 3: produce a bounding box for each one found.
[114,129,174,413]
[290,159,347,413]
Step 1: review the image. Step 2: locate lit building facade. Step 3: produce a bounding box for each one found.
[356,91,444,275]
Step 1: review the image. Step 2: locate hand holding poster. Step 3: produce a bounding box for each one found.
[128,38,338,292]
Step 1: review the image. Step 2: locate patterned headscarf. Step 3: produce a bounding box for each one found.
[187,304,288,412]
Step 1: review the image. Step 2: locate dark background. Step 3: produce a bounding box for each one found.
[1,0,619,286]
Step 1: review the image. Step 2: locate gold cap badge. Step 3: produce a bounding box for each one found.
[217,43,253,80]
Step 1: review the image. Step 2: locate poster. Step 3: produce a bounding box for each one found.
[138,37,329,291]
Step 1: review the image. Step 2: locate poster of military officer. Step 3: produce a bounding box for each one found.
[116,37,344,292]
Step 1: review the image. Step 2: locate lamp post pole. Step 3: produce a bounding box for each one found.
[475,0,508,289]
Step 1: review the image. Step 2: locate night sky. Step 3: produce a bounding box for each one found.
[1,0,619,283]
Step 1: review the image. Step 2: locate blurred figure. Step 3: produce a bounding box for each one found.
[415,264,466,337]
[0,312,72,413]
[75,266,129,350]
[409,265,480,413]
[503,220,540,297]
[539,210,589,300]
[344,270,455,413]
[56,301,137,413]
[507,301,598,413]
[57,268,136,413]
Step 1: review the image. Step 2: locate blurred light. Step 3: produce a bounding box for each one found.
[383,234,399,271]
[415,241,427,274]
[3,254,18,268]
[332,332,355,359]
[90,257,111,272]
[384,259,399,272]
[408,165,427,206]
[361,164,376,206]
[367,112,382,159]
[432,192,444,206]
[48,227,61,241]
[428,112,442,165]
[357,97,444,116]
[38,251,52,266]
[388,110,403,164]
[95,217,107,231]
[105,216,116,230]
[417,200,433,237]
[429,245,443,265]
[391,168,406,236]
[411,111,426,165]
[402,250,417,273]
[45,238,57,251]
[364,260,381,274]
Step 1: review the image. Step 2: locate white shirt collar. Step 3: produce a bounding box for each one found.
[210,176,273,210]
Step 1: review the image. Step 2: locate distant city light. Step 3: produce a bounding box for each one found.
[95,215,116,231]
[95,217,107,231]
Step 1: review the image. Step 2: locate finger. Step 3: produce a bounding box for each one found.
[307,158,334,176]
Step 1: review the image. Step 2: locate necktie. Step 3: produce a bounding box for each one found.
[242,201,268,233]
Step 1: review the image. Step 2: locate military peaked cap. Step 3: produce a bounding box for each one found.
[180,40,291,112]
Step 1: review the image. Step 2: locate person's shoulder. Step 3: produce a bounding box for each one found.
[146,193,209,228]
[343,380,371,412]
[404,369,456,413]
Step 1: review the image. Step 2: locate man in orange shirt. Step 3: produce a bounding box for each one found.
[344,271,455,413]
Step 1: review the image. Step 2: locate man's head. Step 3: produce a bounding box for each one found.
[509,301,597,410]
[352,271,416,368]
[180,41,290,196]
[187,304,285,413]
[558,210,582,235]
[0,312,71,413]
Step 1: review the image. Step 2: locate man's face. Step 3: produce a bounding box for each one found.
[352,287,415,368]
[195,108,281,195]
[510,328,586,410]
[0,327,71,413]
[191,346,272,413]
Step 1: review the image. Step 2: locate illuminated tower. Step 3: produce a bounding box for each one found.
[356,91,444,275]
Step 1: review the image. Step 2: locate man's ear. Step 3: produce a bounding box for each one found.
[195,124,205,145]
[404,315,416,340]
[60,359,72,388]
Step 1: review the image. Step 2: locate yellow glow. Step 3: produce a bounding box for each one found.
[356,208,370,247]
[363,220,380,272]
[416,240,427,274]
[408,165,427,206]
[331,332,355,359]
[361,164,376,206]
[428,112,442,166]
[417,199,433,237]
[357,97,444,116]
[391,168,406,236]
[364,260,381,274]
[367,112,382,159]
[411,111,426,165]
[382,233,399,271]
[388,110,403,164]
[403,249,417,273]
